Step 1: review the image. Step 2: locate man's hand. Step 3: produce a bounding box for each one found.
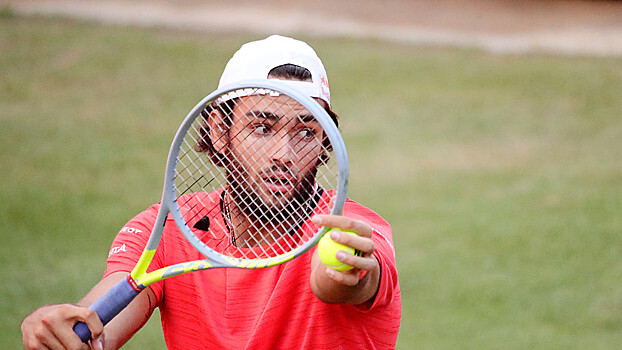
[310,215,381,305]
[21,303,104,350]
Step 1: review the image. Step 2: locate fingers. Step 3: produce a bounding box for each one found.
[323,266,362,287]
[23,319,64,349]
[22,304,103,350]
[80,307,104,340]
[312,214,379,286]
[53,306,102,347]
[329,229,375,257]
[322,249,378,287]
[91,333,105,350]
[333,247,377,271]
[312,215,373,238]
[312,214,375,257]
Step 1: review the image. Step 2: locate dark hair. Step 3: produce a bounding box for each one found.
[268,64,339,128]
[268,64,313,82]
[195,100,235,167]
[195,64,339,165]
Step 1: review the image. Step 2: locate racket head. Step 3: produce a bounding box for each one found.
[161,80,348,268]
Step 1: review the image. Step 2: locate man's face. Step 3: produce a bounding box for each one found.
[222,94,326,221]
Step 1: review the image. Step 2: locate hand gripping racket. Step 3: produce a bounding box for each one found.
[73,80,348,342]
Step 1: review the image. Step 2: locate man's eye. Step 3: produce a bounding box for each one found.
[252,124,271,135]
[298,128,316,139]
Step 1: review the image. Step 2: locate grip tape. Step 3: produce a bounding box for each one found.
[73,276,141,343]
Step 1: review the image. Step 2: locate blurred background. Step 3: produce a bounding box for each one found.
[1,0,621,348]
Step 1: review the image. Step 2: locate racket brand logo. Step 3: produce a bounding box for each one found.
[162,261,213,279]
[108,243,127,257]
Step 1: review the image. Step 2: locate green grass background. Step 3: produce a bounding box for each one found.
[1,14,621,349]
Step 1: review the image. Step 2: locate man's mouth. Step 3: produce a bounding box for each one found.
[263,172,296,193]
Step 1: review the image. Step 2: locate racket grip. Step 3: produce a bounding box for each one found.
[73,276,141,343]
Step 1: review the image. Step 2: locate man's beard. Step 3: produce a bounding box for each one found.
[226,163,319,224]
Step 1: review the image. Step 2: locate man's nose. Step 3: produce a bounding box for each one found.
[270,133,295,165]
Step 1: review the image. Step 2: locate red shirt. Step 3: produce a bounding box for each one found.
[105,193,401,349]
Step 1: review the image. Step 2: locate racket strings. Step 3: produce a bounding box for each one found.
[220,135,331,256]
[174,87,339,260]
[224,97,327,251]
[214,95,302,250]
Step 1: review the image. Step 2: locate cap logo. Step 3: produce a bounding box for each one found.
[320,76,330,103]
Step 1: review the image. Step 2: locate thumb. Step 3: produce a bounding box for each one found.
[91,333,105,350]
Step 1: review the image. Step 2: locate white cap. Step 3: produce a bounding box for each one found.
[218,35,331,106]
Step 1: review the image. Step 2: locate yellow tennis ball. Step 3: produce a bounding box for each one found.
[318,229,361,271]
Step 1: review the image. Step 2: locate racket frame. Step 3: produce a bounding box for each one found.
[135,79,348,287]
[74,80,348,342]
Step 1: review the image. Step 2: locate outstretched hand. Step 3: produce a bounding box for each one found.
[310,215,381,305]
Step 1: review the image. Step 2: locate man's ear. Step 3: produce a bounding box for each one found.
[209,109,228,153]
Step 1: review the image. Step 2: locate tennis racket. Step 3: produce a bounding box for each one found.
[73,80,348,342]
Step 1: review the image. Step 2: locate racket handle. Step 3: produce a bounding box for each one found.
[73,276,141,343]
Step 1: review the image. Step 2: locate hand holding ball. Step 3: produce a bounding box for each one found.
[318,229,362,271]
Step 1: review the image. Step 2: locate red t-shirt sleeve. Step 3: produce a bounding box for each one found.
[103,203,169,304]
[343,199,399,312]
[103,203,160,277]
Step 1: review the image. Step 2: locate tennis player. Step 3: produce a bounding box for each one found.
[21,35,401,350]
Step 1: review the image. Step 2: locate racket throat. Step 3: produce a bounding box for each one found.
[129,248,157,289]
